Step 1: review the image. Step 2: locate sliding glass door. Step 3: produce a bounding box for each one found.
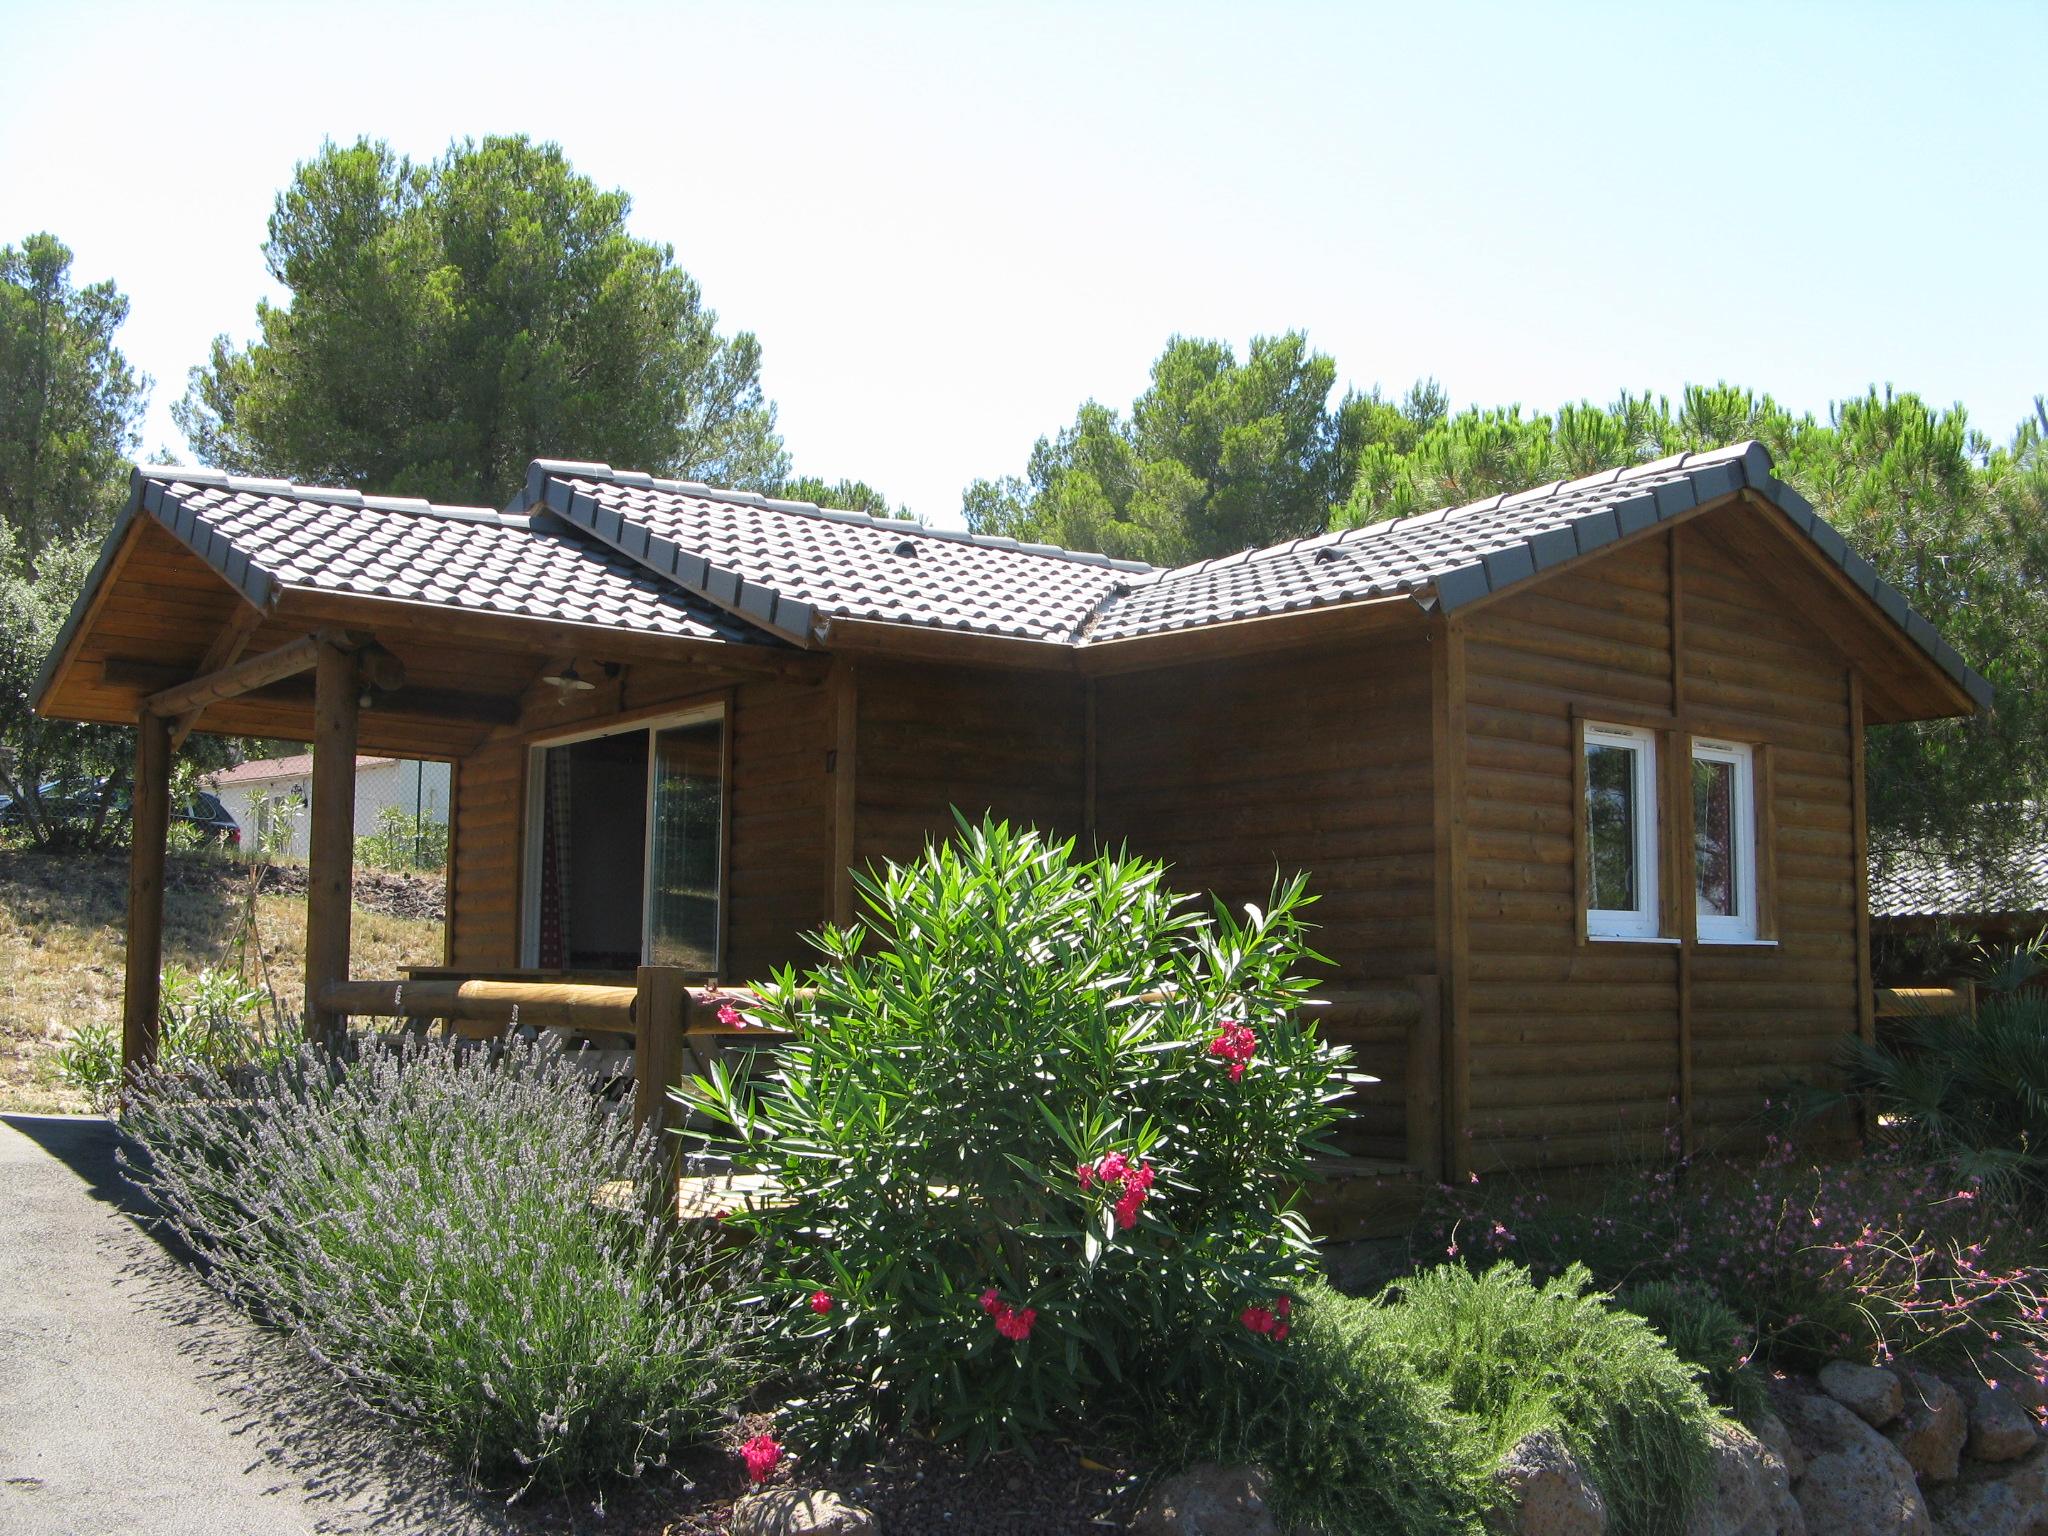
[646,718,724,972]
[522,706,726,975]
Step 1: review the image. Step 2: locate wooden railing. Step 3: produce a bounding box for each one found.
[1874,984,1978,1021]
[318,966,782,1136]
[323,969,1446,1183]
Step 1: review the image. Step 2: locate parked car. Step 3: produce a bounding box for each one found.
[0,777,241,847]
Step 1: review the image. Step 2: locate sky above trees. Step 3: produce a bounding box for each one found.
[2,1,2044,527]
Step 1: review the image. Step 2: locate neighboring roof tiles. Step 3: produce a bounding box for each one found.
[521,461,1151,644]
[210,752,393,786]
[1870,837,2048,921]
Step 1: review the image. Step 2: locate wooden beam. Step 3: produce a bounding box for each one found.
[122,713,173,1086]
[304,639,360,1045]
[1431,618,1472,1178]
[634,965,690,1151]
[829,659,859,926]
[1850,669,1876,1139]
[169,602,265,749]
[142,631,329,719]
[282,588,829,680]
[321,977,635,1030]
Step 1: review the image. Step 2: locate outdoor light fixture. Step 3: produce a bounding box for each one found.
[544,662,598,694]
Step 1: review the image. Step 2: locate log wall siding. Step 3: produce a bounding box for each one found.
[1094,635,1438,1158]
[445,676,832,981]
[1457,525,1860,1170]
[851,660,1089,869]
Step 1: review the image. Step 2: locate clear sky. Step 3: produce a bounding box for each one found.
[3,0,2043,528]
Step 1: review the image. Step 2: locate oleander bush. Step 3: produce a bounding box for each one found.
[122,1033,754,1497]
[692,815,1357,1457]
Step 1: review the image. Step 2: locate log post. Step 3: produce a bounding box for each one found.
[1405,974,1445,1182]
[634,966,690,1178]
[304,639,360,1045]
[122,712,173,1086]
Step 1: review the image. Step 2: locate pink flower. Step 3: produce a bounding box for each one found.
[1241,1306,1276,1335]
[716,1001,748,1028]
[1275,1295,1292,1319]
[808,1289,833,1315]
[1209,1021,1258,1079]
[1082,1152,1156,1228]
[979,1287,1002,1317]
[1113,1187,1145,1230]
[742,1432,782,1483]
[993,1305,1038,1341]
[1076,1161,1096,1191]
[1274,1323,1290,1341]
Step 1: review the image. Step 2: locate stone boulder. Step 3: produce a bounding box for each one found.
[1819,1361,1905,1428]
[730,1488,877,1536]
[1754,1410,1807,1483]
[1683,1421,1806,1536]
[1928,1445,2048,1536]
[1131,1463,1277,1536]
[1487,1430,1607,1536]
[1967,1382,2045,1465]
[1781,1389,1932,1535]
[1888,1371,1967,1483]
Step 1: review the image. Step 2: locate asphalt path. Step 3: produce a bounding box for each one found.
[0,1113,509,1536]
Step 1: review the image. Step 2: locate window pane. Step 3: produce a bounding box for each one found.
[647,719,723,973]
[1586,743,1638,911]
[1694,756,1737,918]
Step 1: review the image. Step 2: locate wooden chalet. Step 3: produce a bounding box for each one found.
[34,443,1987,1207]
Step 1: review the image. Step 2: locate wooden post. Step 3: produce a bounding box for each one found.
[304,639,360,1045]
[829,660,858,927]
[122,712,173,1085]
[1405,973,1445,1181]
[1849,671,1876,1141]
[634,966,690,1177]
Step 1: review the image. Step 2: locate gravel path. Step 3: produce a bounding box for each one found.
[0,1113,508,1536]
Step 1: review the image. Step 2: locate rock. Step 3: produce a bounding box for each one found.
[1780,1390,1932,1535]
[1968,1382,2044,1464]
[1820,1360,1906,1428]
[1131,1463,1276,1535]
[1754,1410,1807,1484]
[730,1488,877,1536]
[1685,1422,1805,1536]
[1888,1371,1967,1483]
[1928,1446,2048,1536]
[1487,1429,1607,1536]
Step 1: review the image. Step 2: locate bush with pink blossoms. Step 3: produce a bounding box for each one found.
[691,815,1356,1458]
[1426,1133,2048,1391]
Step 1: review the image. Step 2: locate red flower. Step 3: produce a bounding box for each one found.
[1076,1161,1096,1191]
[808,1289,833,1315]
[980,1287,1002,1317]
[994,1305,1038,1341]
[1081,1152,1156,1229]
[1275,1294,1292,1319]
[742,1432,782,1483]
[1274,1323,1290,1341]
[1209,1021,1258,1079]
[716,1001,748,1029]
[1240,1305,1276,1335]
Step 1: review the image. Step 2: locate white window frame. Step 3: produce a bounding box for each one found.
[1584,721,1662,941]
[1691,736,1758,944]
[519,703,726,970]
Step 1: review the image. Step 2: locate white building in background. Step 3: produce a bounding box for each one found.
[208,753,450,863]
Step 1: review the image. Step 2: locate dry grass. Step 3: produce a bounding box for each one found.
[0,845,444,1113]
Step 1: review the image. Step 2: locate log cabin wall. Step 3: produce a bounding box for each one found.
[850,659,1090,872]
[445,670,833,981]
[1092,632,1439,1160]
[1456,522,1860,1172]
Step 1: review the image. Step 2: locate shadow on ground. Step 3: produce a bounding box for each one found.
[2,1113,517,1536]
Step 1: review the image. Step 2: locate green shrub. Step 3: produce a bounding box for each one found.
[1376,1264,1716,1536]
[1157,1278,1489,1536]
[1847,989,2048,1203]
[1615,1281,1765,1422]
[59,964,281,1109]
[122,1034,753,1496]
[694,815,1355,1457]
[355,803,449,872]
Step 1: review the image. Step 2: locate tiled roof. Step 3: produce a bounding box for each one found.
[516,447,1987,709]
[137,468,768,643]
[1870,837,2048,921]
[209,752,393,786]
[521,461,1148,644]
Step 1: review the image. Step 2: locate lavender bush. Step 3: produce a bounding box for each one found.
[121,1033,755,1497]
